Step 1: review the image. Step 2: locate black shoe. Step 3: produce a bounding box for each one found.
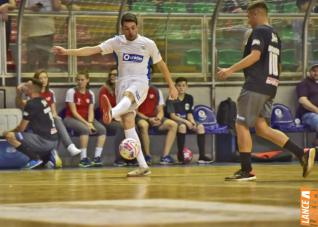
[225,169,256,181]
[302,148,316,178]
[197,155,214,164]
[92,156,103,167]
[127,158,138,166]
[113,160,128,167]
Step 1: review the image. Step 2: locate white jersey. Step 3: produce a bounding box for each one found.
[98,34,162,83]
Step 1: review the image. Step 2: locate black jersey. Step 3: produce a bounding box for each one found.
[166,93,194,119]
[243,25,281,98]
[23,97,58,141]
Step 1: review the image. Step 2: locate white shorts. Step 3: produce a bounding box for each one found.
[116,80,149,113]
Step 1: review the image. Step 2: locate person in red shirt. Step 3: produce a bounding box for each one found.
[136,86,177,165]
[99,69,126,167]
[64,71,106,168]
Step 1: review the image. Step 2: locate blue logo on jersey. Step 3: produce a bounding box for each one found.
[122,53,144,63]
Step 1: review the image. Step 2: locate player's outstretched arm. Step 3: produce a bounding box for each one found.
[155,60,178,100]
[51,45,102,57]
[217,49,261,80]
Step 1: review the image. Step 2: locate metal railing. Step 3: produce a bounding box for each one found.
[0,0,316,87]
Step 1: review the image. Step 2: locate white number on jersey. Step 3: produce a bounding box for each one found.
[268,45,279,77]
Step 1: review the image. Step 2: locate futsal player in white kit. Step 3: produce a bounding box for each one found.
[52,13,178,176]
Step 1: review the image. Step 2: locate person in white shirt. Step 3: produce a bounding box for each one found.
[23,0,62,71]
[52,13,178,177]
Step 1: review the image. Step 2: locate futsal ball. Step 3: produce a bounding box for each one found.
[183,147,193,163]
[119,138,140,160]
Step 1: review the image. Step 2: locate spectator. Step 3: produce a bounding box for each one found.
[136,85,177,165]
[64,71,106,168]
[98,68,126,167]
[166,77,213,164]
[23,0,62,71]
[15,69,81,159]
[296,63,318,146]
[3,78,60,169]
[0,0,16,51]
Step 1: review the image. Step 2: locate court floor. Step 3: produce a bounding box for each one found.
[0,163,316,226]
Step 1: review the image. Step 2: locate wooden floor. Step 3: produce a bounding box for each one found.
[0,163,316,227]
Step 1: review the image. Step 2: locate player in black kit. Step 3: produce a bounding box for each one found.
[3,78,59,169]
[217,1,316,181]
[166,77,213,164]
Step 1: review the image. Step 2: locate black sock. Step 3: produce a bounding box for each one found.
[240,153,252,172]
[177,133,185,161]
[197,134,205,158]
[17,143,39,160]
[283,139,303,161]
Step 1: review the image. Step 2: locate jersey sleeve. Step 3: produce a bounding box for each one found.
[148,40,162,64]
[23,101,35,121]
[65,88,75,103]
[158,89,165,106]
[250,27,265,53]
[98,37,116,55]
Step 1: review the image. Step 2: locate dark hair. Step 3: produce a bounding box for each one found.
[121,13,138,26]
[77,70,90,89]
[247,1,268,14]
[33,69,49,92]
[175,77,188,84]
[30,78,43,93]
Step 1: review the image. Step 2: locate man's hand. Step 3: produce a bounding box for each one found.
[52,46,68,55]
[217,67,233,80]
[16,82,29,95]
[168,85,178,100]
[149,117,161,127]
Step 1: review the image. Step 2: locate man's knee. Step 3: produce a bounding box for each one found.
[164,119,178,131]
[255,123,270,137]
[137,119,149,133]
[123,91,135,103]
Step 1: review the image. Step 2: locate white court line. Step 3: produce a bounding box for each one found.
[0,199,298,225]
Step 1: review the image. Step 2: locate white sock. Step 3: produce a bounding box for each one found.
[112,96,132,119]
[80,148,87,160]
[124,128,148,168]
[67,144,81,156]
[94,147,103,158]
